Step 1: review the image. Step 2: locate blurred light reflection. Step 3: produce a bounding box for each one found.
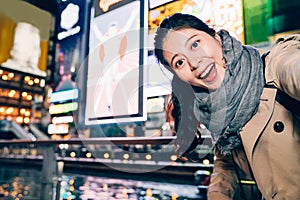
[0,165,204,200]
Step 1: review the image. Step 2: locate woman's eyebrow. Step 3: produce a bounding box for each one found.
[171,53,179,67]
[185,34,198,47]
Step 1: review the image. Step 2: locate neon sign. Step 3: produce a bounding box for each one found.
[49,102,78,114]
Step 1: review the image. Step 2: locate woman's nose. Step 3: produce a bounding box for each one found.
[188,57,200,71]
[191,64,199,70]
[187,49,206,71]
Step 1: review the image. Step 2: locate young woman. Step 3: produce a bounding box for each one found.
[154,13,300,199]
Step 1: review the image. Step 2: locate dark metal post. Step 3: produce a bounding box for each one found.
[40,146,57,200]
[55,161,64,200]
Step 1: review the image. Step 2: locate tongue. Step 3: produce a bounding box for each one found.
[203,65,217,83]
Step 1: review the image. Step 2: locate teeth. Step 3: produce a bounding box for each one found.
[200,64,214,79]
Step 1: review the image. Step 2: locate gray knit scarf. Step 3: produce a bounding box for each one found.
[193,30,265,155]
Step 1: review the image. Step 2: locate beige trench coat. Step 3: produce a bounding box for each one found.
[208,34,300,200]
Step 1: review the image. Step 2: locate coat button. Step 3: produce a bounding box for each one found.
[273,121,284,133]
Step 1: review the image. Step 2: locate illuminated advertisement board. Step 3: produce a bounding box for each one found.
[0,0,52,77]
[148,0,244,42]
[48,123,69,134]
[50,89,79,103]
[85,0,146,125]
[57,0,85,41]
[49,102,78,115]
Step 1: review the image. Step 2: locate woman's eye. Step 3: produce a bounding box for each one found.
[191,40,200,49]
[175,59,184,68]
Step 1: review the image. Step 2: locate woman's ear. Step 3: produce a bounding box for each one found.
[214,33,222,44]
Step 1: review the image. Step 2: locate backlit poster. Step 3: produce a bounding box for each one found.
[148,0,244,42]
[0,0,52,77]
[85,0,146,125]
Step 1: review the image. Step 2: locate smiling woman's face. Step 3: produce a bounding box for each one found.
[162,28,226,90]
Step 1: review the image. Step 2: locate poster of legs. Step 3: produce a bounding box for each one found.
[85,0,145,125]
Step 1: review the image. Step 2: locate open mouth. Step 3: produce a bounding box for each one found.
[199,63,215,79]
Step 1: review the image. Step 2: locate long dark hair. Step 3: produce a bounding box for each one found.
[170,76,200,157]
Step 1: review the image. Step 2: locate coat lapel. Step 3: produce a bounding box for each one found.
[240,88,277,163]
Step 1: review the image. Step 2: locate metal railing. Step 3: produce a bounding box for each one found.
[0,136,176,146]
[0,136,192,200]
